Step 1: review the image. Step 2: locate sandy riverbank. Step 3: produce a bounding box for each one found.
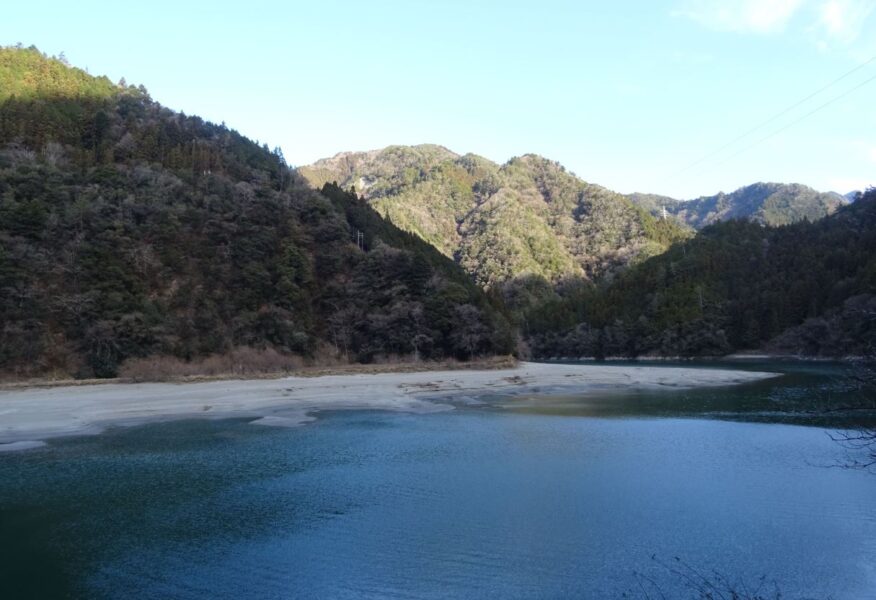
[0,362,779,448]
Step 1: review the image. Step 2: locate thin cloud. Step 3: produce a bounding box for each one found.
[813,0,876,44]
[676,0,876,56]
[674,0,805,33]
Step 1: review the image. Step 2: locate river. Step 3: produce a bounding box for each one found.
[1,360,874,598]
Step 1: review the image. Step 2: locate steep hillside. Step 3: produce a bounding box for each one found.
[301,147,688,289]
[0,47,513,378]
[526,188,876,358]
[629,182,845,229]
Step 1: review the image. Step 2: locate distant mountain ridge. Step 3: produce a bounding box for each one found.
[302,147,845,290]
[627,182,845,229]
[844,190,862,202]
[301,145,687,289]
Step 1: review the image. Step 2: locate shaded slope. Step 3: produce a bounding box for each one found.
[0,47,513,378]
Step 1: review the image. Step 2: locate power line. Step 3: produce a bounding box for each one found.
[709,70,876,169]
[668,54,876,179]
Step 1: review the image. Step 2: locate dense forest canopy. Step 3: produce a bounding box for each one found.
[525,188,876,358]
[0,46,513,378]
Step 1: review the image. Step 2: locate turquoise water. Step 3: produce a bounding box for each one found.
[1,362,875,599]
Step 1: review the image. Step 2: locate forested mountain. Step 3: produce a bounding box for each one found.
[0,46,513,378]
[2,45,870,378]
[302,148,844,294]
[300,146,688,289]
[628,182,845,229]
[525,188,876,358]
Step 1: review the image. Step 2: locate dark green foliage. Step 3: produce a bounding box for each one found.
[0,46,513,377]
[320,183,514,361]
[527,189,876,358]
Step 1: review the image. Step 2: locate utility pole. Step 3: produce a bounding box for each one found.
[356,230,364,251]
[662,205,667,220]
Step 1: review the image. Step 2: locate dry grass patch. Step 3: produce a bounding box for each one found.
[0,353,518,389]
[118,347,306,381]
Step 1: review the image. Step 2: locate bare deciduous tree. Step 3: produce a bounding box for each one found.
[830,358,876,472]
[626,555,784,600]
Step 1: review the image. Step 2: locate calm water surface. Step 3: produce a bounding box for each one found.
[1,361,875,599]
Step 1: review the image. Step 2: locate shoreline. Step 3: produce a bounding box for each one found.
[0,362,780,450]
[541,354,867,362]
[0,356,519,391]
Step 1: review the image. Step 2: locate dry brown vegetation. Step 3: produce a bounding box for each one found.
[289,354,518,378]
[0,350,518,389]
[118,347,307,381]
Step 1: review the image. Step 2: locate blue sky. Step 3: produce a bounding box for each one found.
[4,0,875,198]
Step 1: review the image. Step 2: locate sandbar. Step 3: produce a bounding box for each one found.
[0,361,779,447]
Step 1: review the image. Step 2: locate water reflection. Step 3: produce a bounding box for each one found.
[494,359,876,429]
